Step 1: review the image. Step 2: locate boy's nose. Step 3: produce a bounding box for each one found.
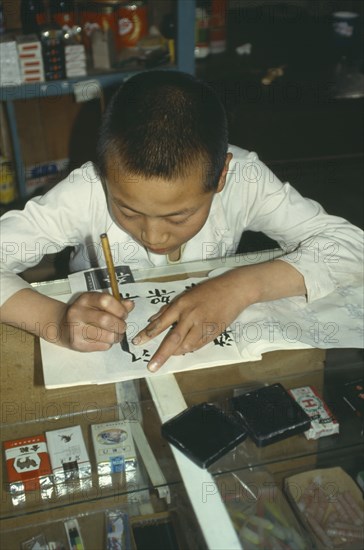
[141,219,168,246]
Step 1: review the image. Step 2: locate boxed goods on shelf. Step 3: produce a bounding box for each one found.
[65,43,86,77]
[285,466,364,549]
[0,37,22,86]
[16,34,45,83]
[4,434,53,497]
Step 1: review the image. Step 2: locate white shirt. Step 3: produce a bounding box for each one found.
[1,145,363,306]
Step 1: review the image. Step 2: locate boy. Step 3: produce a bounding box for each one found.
[0,71,362,373]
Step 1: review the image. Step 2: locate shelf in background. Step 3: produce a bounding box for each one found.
[0,65,177,101]
[0,0,196,201]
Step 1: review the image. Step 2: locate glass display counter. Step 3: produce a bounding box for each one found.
[1,256,363,549]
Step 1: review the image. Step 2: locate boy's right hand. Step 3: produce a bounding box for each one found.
[60,292,134,352]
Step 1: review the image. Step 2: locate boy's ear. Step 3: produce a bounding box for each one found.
[216,153,233,193]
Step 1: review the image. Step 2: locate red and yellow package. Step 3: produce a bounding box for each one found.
[4,434,52,493]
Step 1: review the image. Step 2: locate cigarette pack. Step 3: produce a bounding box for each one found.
[65,45,87,77]
[0,39,22,86]
[45,425,91,483]
[64,518,85,550]
[3,434,53,494]
[105,509,132,550]
[16,35,45,82]
[289,385,339,440]
[91,420,137,475]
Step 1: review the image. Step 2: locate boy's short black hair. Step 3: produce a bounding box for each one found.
[96,70,228,191]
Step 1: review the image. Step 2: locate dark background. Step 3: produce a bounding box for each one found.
[195,0,364,251]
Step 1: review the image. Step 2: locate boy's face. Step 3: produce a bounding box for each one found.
[105,155,231,257]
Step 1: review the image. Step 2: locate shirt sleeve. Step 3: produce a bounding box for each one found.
[235,152,364,302]
[0,164,101,307]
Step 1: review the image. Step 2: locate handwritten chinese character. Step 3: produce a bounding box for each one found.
[123,292,140,300]
[214,329,234,348]
[147,288,175,305]
[142,349,151,363]
[121,336,141,362]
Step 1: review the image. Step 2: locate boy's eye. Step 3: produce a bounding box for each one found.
[122,211,137,218]
[168,216,189,225]
[116,202,192,224]
[118,207,139,219]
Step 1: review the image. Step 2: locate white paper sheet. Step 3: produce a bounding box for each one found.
[41,278,244,389]
[41,272,363,389]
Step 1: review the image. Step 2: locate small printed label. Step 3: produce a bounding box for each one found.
[110,455,125,473]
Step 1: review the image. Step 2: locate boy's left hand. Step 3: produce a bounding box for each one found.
[132,272,246,372]
[132,260,306,372]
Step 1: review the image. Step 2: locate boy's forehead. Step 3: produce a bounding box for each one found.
[104,160,213,219]
[105,155,207,190]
